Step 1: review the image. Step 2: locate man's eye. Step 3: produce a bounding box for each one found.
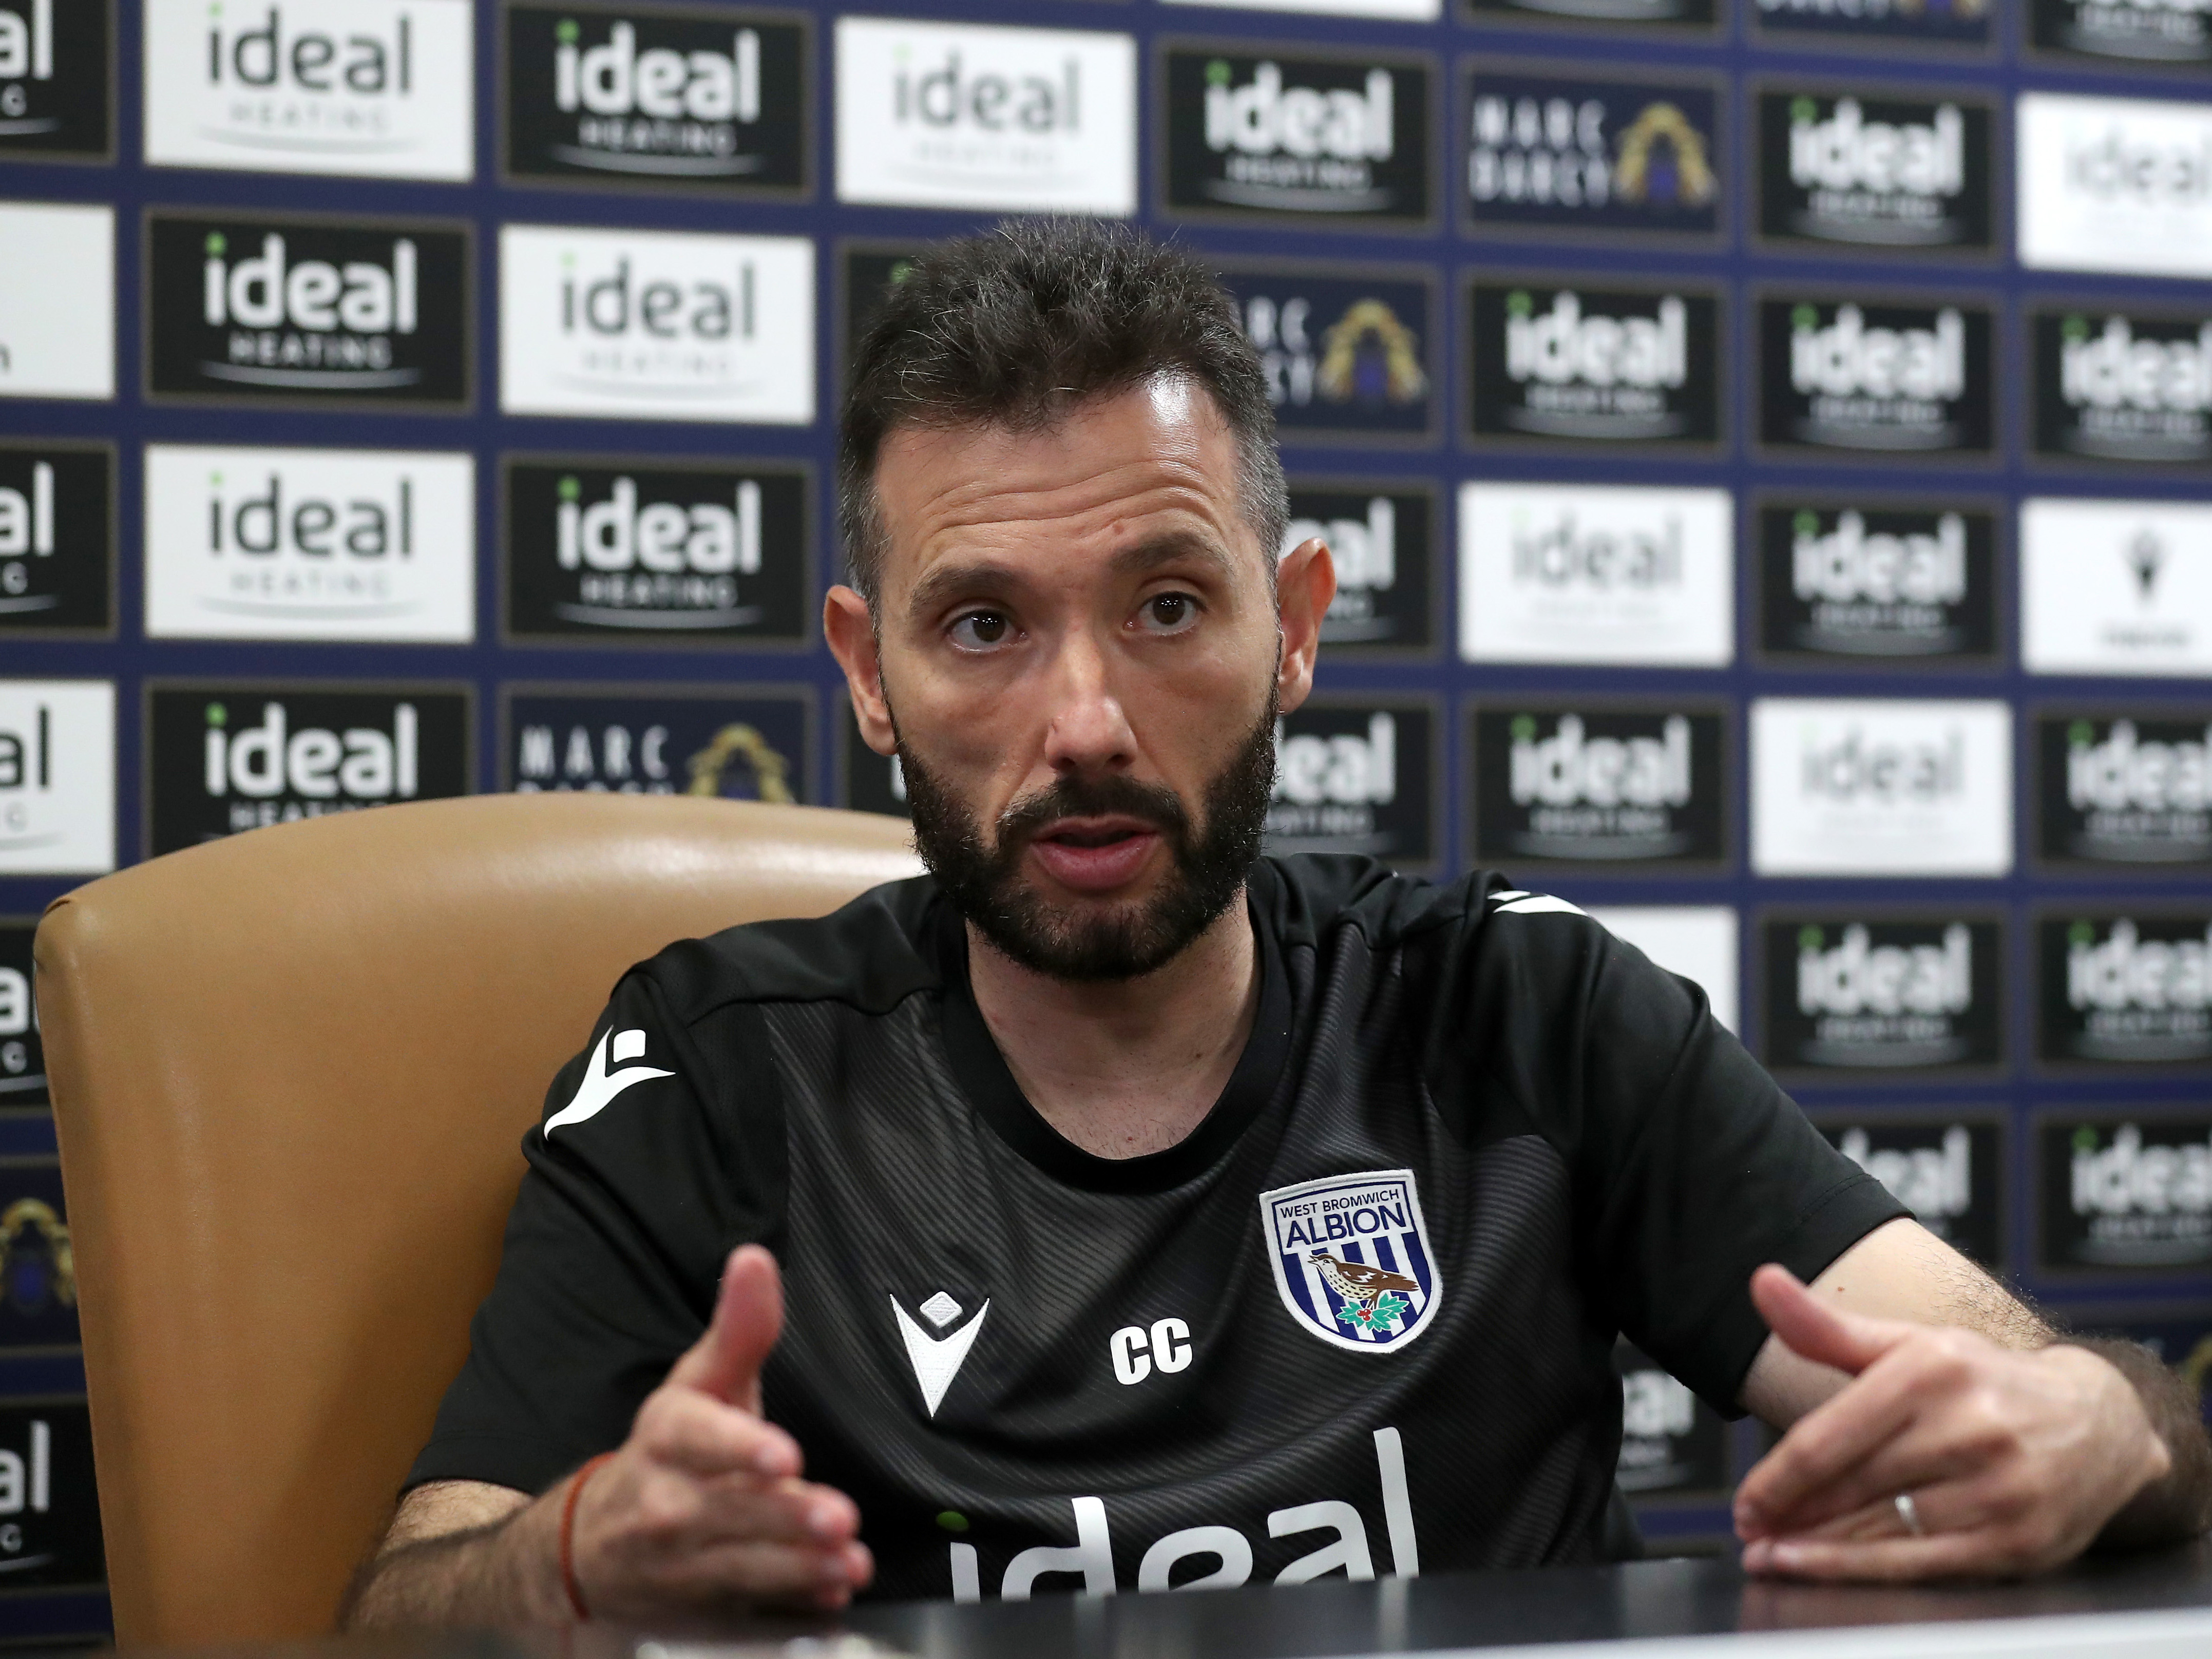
[1143,593,1197,632]
[949,611,1012,649]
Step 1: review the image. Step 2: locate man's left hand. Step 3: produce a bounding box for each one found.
[1733,1264,2172,1580]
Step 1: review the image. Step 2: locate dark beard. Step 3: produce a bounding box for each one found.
[897,696,1277,983]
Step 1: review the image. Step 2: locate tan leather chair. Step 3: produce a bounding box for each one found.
[35,795,921,1648]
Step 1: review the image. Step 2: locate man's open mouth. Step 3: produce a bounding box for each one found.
[1025,816,1166,892]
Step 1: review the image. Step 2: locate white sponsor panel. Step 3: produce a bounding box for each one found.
[2022,498,2212,677]
[144,445,474,642]
[499,224,813,424]
[0,203,112,401]
[835,17,1136,215]
[1162,0,1441,17]
[1585,906,1739,1033]
[1752,698,2014,876]
[1459,483,1733,668]
[0,679,112,874]
[143,0,474,180]
[2019,92,2212,278]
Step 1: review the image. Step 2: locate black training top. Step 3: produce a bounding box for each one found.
[408,856,1904,1603]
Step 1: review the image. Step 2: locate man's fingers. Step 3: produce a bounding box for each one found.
[1750,1264,1913,1380]
[1737,1418,1999,1539]
[635,1385,803,1480]
[666,1245,784,1410]
[1735,1351,1928,1536]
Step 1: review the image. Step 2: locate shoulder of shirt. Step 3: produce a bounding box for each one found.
[1262,854,1619,969]
[620,873,942,1027]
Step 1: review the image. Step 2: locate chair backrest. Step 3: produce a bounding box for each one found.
[35,795,921,1647]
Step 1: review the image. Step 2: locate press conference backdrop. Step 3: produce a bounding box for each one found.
[3,0,2212,1638]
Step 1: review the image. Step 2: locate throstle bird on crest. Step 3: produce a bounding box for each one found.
[1261,1169,1442,1353]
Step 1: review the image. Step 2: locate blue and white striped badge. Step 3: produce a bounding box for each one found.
[1260,1168,1442,1355]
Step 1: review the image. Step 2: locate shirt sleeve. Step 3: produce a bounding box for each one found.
[404,969,785,1497]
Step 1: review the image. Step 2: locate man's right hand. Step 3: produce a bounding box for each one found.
[565,1244,872,1617]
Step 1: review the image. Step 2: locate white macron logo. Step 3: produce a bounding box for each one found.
[890,1290,990,1418]
[545,1027,671,1134]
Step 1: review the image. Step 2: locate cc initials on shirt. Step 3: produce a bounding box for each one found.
[1109,1318,1192,1386]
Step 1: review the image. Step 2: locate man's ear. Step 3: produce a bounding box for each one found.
[1275,537,1336,716]
[824,584,899,757]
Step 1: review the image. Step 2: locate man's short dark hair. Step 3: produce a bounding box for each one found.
[837,219,1288,603]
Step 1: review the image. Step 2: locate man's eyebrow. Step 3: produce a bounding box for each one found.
[904,560,1023,623]
[1110,530,1239,583]
[902,533,1240,622]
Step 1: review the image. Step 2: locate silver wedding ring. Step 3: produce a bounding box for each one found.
[1894,1491,1926,1537]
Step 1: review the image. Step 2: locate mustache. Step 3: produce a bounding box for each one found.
[994,771,1192,854]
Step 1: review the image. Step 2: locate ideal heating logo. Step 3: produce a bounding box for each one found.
[1466,75,1720,236]
[1477,283,1716,445]
[2035,0,2211,62]
[2067,124,2212,209]
[2020,94,2212,277]
[1770,92,1984,250]
[1476,705,1723,866]
[1799,924,1973,1021]
[1264,704,1428,863]
[2045,914,2212,1064]
[1771,300,1985,453]
[1765,507,1985,662]
[201,698,419,811]
[1797,510,1966,608]
[2053,1120,2212,1269]
[0,681,113,876]
[2048,715,2212,866]
[0,0,108,158]
[1780,918,1995,1071]
[2042,311,2212,464]
[1840,1126,1973,1222]
[1758,0,1991,41]
[1801,724,1965,803]
[143,0,471,179]
[1513,714,1691,811]
[1514,513,1682,590]
[1280,490,1429,650]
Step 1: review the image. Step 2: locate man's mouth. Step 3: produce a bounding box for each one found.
[1024,815,1165,893]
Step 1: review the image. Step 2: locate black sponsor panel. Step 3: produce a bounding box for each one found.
[504,685,812,803]
[1763,915,2005,1075]
[1464,68,1722,242]
[1814,1115,2004,1267]
[2038,712,2212,868]
[838,243,921,377]
[503,2,807,194]
[145,211,471,409]
[2038,911,2212,1066]
[1756,89,1994,253]
[1756,501,1999,663]
[1469,279,1723,449]
[1286,482,1435,656]
[1614,1340,1728,1497]
[0,442,110,637]
[1266,699,1436,870]
[1462,0,1717,30]
[0,0,109,158]
[0,1400,101,1589]
[2032,306,2212,466]
[2032,0,2212,63]
[1162,44,1432,230]
[0,1159,72,1350]
[504,456,809,646]
[1756,0,1992,46]
[1469,703,1728,869]
[146,684,472,857]
[1219,265,1437,445]
[1758,296,1994,457]
[0,920,39,1112]
[2040,1114,2212,1272]
[838,694,907,818]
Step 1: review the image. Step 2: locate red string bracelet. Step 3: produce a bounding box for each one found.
[559,1452,616,1622]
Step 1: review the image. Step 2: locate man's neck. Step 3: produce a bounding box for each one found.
[965,893,1260,1161]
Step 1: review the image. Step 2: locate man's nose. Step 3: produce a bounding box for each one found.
[1039,628,1137,777]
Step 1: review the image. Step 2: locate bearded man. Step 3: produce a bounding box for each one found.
[346,221,2211,1628]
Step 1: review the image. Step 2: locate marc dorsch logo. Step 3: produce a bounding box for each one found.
[834,16,1136,215]
[1459,482,1733,668]
[1755,0,1991,47]
[0,1400,101,1588]
[1221,266,1435,444]
[0,1161,73,1348]
[2033,306,2212,465]
[1284,483,1433,655]
[1756,502,1999,663]
[1464,69,1721,241]
[1160,45,1430,229]
[146,684,471,855]
[1817,1116,2003,1268]
[1750,697,2013,876]
[2039,911,2212,1065]
[143,0,472,179]
[499,224,814,423]
[0,443,111,637]
[2020,499,2212,677]
[144,445,474,643]
[505,687,810,802]
[1470,279,1722,448]
[2040,713,2212,868]
[0,921,42,1111]
[1759,296,1994,456]
[2033,0,2211,63]
[2018,93,2212,279]
[1763,914,2004,1074]
[1615,1339,1726,1496]
[1265,700,1434,869]
[146,211,469,408]
[2043,1116,2212,1270]
[1470,703,1727,868]
[838,694,906,818]
[0,0,109,157]
[503,2,806,192]
[505,458,807,645]
[1462,0,1715,30]
[0,680,112,876]
[1757,90,1993,252]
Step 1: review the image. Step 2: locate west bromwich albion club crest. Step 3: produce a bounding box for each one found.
[1261,1169,1441,1353]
